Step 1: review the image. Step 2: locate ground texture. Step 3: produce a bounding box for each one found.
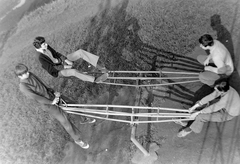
[0,0,240,164]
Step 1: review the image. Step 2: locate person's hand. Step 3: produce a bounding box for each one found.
[54,92,61,98]
[65,59,73,66]
[190,111,201,120]
[64,65,72,69]
[52,97,60,105]
[188,106,196,113]
[203,59,209,66]
[204,66,211,71]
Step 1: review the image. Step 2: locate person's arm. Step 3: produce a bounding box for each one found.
[199,90,220,105]
[205,56,226,74]
[201,93,229,114]
[39,57,60,77]
[20,84,53,104]
[48,46,67,62]
[189,90,220,113]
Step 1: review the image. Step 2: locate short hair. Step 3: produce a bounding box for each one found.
[15,63,28,76]
[33,36,45,49]
[214,78,230,92]
[198,34,214,47]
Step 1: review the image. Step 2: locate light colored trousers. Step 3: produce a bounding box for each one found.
[197,55,221,86]
[190,108,234,133]
[59,49,99,82]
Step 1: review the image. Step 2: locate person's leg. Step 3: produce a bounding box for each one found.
[199,71,220,86]
[190,109,234,133]
[43,104,81,141]
[60,95,96,124]
[67,49,107,72]
[59,69,95,82]
[197,54,208,65]
[67,49,99,67]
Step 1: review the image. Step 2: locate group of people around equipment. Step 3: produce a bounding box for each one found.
[175,34,240,137]
[15,33,240,150]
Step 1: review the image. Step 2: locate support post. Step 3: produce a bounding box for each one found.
[130,124,150,156]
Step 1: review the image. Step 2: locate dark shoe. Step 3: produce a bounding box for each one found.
[94,73,108,83]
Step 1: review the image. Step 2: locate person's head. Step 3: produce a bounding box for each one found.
[33,36,47,50]
[15,63,29,79]
[199,34,214,50]
[210,14,221,27]
[214,79,230,93]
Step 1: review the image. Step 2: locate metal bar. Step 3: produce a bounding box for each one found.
[108,70,199,75]
[107,76,199,80]
[62,107,188,113]
[106,106,109,118]
[63,108,190,117]
[100,79,200,87]
[62,104,189,112]
[131,125,150,156]
[65,110,193,123]
[65,111,132,123]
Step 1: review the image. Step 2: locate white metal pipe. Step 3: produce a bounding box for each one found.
[65,110,193,123]
[131,125,150,156]
[62,108,190,117]
[63,104,189,112]
[101,79,200,87]
[108,70,199,75]
[107,76,199,80]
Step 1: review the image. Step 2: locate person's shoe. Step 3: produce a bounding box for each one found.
[173,120,188,127]
[80,118,96,124]
[94,73,108,83]
[75,140,89,149]
[177,129,192,138]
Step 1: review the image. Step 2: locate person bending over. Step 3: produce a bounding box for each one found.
[197,34,234,86]
[176,79,240,137]
[33,36,108,83]
[15,63,96,148]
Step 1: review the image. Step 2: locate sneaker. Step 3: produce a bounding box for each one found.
[173,120,188,127]
[177,129,192,138]
[75,140,89,149]
[80,118,96,124]
[94,73,108,83]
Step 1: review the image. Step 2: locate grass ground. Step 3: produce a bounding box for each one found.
[0,0,240,163]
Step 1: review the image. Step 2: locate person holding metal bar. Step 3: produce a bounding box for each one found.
[197,34,234,86]
[33,36,108,83]
[15,63,95,149]
[175,79,240,137]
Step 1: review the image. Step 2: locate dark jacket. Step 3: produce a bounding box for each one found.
[20,72,55,105]
[38,45,66,77]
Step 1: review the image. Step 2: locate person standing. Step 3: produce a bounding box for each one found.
[33,36,108,83]
[197,34,234,86]
[15,63,95,149]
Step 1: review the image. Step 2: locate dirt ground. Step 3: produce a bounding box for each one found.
[55,1,240,163]
[59,45,240,164]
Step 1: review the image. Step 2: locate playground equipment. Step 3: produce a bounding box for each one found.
[100,70,200,87]
[59,70,198,163]
[60,103,193,156]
